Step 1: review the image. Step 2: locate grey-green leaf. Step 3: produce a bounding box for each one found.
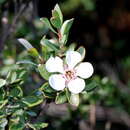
[77,46,86,60]
[55,91,67,104]
[60,18,74,35]
[54,4,63,24]
[38,64,50,80]
[40,18,57,34]
[17,60,37,66]
[41,38,59,51]
[50,4,63,29]
[0,79,6,88]
[18,38,33,50]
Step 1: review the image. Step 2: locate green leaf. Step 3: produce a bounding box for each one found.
[26,111,37,117]
[10,72,17,84]
[40,83,56,98]
[50,4,63,29]
[60,18,74,35]
[85,81,99,92]
[17,60,37,66]
[40,82,55,93]
[28,48,39,57]
[0,111,6,119]
[0,89,6,101]
[41,45,49,61]
[38,64,50,80]
[0,118,8,129]
[40,18,57,34]
[60,18,74,45]
[18,38,39,57]
[51,10,62,29]
[0,79,6,88]
[22,96,44,107]
[54,4,63,24]
[27,122,48,130]
[0,99,8,109]
[55,91,67,104]
[68,43,77,51]
[9,122,25,130]
[41,38,59,51]
[12,109,24,116]
[77,46,86,60]
[10,86,23,98]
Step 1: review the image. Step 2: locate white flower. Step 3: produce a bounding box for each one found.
[45,51,94,94]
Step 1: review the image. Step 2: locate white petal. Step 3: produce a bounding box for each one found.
[45,56,64,73]
[67,78,85,94]
[75,62,94,79]
[66,51,82,69]
[49,74,66,91]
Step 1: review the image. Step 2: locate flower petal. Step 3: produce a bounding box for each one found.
[49,74,66,91]
[66,51,82,69]
[45,56,64,73]
[75,62,94,79]
[67,78,85,94]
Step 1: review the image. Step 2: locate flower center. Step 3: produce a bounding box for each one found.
[65,70,76,81]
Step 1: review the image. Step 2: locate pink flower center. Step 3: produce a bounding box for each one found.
[62,65,77,84]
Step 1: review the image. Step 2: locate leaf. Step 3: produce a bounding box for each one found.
[22,96,44,107]
[38,64,50,80]
[39,83,56,98]
[40,82,55,93]
[17,60,37,66]
[85,81,99,92]
[55,91,67,104]
[41,45,49,61]
[68,43,77,51]
[18,38,39,57]
[77,46,86,60]
[18,38,33,50]
[27,122,48,130]
[9,122,25,130]
[60,18,74,36]
[26,111,37,117]
[54,4,63,24]
[0,79,6,88]
[28,48,39,57]
[50,4,63,29]
[60,18,74,45]
[41,38,59,51]
[40,18,57,34]
[0,118,8,129]
[0,89,6,101]
[10,86,23,98]
[50,10,62,29]
[0,99,8,109]
[10,72,17,84]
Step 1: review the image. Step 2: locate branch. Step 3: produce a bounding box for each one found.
[0,0,31,53]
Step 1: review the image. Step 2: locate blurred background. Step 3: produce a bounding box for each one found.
[0,0,130,130]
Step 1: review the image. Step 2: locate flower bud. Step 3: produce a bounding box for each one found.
[70,93,79,107]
